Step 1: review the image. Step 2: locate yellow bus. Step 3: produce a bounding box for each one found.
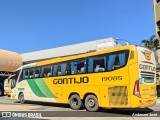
[11,45,157,111]
[4,75,15,97]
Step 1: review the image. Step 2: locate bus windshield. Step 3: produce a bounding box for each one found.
[11,70,20,89]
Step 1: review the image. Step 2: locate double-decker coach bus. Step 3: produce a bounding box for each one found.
[11,45,157,111]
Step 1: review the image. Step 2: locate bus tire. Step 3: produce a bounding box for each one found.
[69,94,83,110]
[19,93,25,104]
[85,95,99,112]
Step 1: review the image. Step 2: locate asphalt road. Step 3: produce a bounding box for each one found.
[0,96,160,120]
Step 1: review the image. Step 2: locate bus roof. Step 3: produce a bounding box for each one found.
[17,45,137,70]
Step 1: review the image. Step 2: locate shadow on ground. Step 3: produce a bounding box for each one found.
[18,100,70,109]
[13,100,154,116]
[98,107,153,116]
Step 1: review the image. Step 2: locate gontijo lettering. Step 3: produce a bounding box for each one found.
[53,76,89,84]
[139,64,156,71]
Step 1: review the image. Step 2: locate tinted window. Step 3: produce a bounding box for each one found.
[22,69,29,79]
[57,64,61,76]
[35,67,40,78]
[93,56,106,72]
[88,58,93,73]
[52,62,71,76]
[61,63,67,75]
[53,65,57,76]
[29,68,35,79]
[41,65,52,77]
[71,61,77,74]
[88,56,106,73]
[77,59,87,74]
[70,59,87,74]
[66,63,71,75]
[11,70,20,89]
[107,50,129,71]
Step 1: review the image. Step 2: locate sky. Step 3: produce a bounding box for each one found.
[0,0,156,53]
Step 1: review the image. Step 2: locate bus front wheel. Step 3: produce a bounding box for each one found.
[19,93,25,104]
[85,95,99,112]
[69,94,83,110]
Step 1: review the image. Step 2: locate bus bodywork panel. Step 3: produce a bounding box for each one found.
[130,46,156,108]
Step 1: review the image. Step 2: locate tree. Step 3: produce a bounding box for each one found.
[141,35,159,52]
[141,35,160,63]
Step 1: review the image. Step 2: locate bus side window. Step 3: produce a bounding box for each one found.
[71,61,77,74]
[53,64,57,76]
[61,63,67,75]
[113,55,120,69]
[35,67,40,78]
[66,63,71,75]
[42,65,52,77]
[29,68,35,79]
[118,51,128,67]
[107,51,128,71]
[57,64,61,76]
[108,54,116,71]
[77,59,87,74]
[93,56,106,72]
[23,69,29,79]
[88,58,93,73]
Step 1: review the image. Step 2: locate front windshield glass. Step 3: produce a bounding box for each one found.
[11,70,20,89]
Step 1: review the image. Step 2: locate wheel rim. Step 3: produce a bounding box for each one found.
[72,98,78,107]
[88,98,95,108]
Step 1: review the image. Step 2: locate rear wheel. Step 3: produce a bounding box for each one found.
[19,93,25,104]
[85,95,99,112]
[69,94,83,110]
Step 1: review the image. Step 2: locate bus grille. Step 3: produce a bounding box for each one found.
[140,71,155,79]
[108,86,128,106]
